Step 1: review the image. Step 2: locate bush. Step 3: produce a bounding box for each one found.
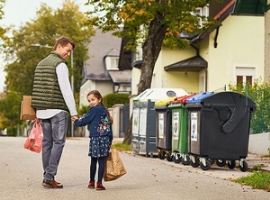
[228,79,270,133]
[103,93,130,108]
[6,126,17,136]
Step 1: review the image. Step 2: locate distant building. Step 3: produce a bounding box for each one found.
[79,29,131,107]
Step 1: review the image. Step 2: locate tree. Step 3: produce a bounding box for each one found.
[3,0,94,95]
[0,91,21,135]
[85,0,220,143]
[0,0,8,43]
[0,0,95,132]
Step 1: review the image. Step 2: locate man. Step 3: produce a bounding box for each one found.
[31,36,78,189]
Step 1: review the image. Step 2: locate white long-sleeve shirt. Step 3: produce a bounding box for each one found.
[36,62,78,119]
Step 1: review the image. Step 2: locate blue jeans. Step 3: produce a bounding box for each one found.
[40,111,68,181]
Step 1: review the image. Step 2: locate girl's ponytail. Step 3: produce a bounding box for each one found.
[101,103,113,124]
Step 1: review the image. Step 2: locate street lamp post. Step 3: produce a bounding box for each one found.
[31,44,53,49]
[31,43,75,137]
[71,49,74,92]
[70,50,74,137]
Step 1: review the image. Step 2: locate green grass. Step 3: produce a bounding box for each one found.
[234,171,270,192]
[112,142,132,152]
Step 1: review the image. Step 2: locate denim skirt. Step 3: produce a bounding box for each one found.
[88,136,110,158]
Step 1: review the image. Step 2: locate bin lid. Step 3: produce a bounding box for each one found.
[133,88,188,102]
[202,91,256,109]
[169,94,197,105]
[201,91,256,134]
[186,92,214,103]
[154,96,177,107]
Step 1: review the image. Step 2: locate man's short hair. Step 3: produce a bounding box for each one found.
[54,36,75,50]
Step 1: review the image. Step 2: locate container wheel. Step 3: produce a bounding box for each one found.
[166,155,173,162]
[209,159,215,165]
[216,159,226,167]
[181,155,190,165]
[200,160,211,171]
[227,160,236,169]
[173,155,181,164]
[240,160,248,172]
[158,152,165,160]
[190,156,200,168]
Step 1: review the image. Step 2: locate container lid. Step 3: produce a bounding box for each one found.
[186,92,214,103]
[201,91,256,134]
[170,94,197,105]
[202,91,256,109]
[155,96,177,107]
[133,88,188,102]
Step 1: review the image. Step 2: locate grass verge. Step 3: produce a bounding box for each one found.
[234,166,270,192]
[112,142,132,152]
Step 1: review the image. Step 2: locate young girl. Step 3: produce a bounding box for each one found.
[73,90,113,190]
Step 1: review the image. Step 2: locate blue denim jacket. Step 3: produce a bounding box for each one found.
[74,105,113,144]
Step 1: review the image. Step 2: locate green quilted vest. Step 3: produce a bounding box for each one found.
[31,52,69,112]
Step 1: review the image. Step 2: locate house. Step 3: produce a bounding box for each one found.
[119,0,265,96]
[80,29,131,107]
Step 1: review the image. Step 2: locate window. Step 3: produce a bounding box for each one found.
[236,76,243,85]
[191,5,209,27]
[246,76,252,85]
[105,56,119,70]
[235,67,256,86]
[135,47,143,61]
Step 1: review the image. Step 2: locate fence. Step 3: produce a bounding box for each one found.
[119,104,130,138]
[245,87,270,134]
[202,85,270,134]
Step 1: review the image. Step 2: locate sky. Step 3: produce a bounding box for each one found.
[0,0,89,92]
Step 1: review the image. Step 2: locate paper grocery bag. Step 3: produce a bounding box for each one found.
[104,149,127,181]
[20,96,36,120]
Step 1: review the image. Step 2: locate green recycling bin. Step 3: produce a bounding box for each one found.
[168,94,195,165]
[155,97,176,162]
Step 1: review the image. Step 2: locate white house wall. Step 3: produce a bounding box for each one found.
[131,47,199,95]
[207,15,264,91]
[80,80,95,107]
[131,68,141,95]
[95,81,114,97]
[160,48,200,93]
[80,80,113,107]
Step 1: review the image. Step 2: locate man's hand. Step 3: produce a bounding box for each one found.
[71,115,78,122]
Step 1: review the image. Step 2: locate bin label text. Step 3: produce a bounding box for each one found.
[173,112,179,140]
[158,113,164,139]
[132,109,139,135]
[191,112,198,141]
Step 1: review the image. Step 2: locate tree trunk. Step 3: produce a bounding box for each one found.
[122,114,133,144]
[265,1,270,82]
[137,12,167,94]
[123,12,167,144]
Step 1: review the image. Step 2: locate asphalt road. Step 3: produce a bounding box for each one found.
[0,137,269,200]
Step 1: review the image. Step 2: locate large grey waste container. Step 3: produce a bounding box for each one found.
[186,91,256,172]
[132,88,187,157]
